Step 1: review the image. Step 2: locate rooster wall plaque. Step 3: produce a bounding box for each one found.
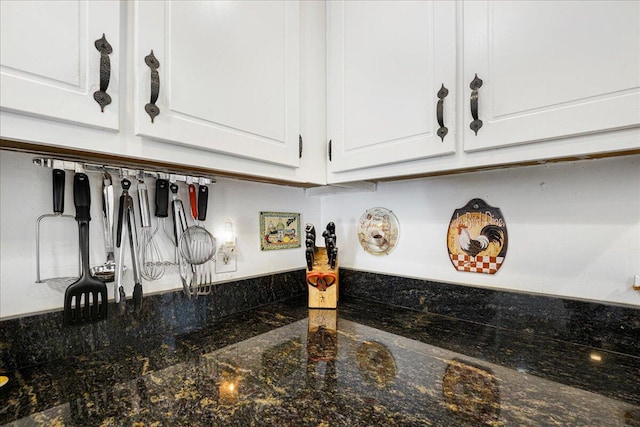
[446,199,508,274]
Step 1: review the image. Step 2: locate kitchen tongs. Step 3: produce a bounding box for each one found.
[115,178,143,310]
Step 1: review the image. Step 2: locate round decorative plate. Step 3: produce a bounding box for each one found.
[446,198,508,274]
[357,207,399,256]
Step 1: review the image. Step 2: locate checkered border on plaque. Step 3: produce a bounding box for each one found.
[449,254,504,274]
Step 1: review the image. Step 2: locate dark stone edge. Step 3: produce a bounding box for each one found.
[339,269,640,357]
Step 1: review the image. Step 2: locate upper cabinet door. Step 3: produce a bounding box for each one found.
[327,1,456,173]
[463,1,640,153]
[0,1,120,130]
[134,1,300,168]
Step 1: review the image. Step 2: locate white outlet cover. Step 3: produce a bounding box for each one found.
[215,249,237,273]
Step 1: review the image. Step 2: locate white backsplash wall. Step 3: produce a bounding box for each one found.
[0,150,321,319]
[321,155,640,306]
[2,149,639,319]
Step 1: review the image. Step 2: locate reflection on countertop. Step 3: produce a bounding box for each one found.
[1,296,639,426]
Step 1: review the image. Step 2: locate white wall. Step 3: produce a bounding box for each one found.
[321,155,640,306]
[2,151,639,319]
[0,150,321,319]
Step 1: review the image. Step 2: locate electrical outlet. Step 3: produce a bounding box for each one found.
[633,275,640,291]
[215,244,237,273]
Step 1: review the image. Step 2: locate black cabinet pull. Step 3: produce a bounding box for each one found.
[145,50,160,123]
[299,134,303,158]
[93,34,112,112]
[436,84,449,141]
[469,74,483,135]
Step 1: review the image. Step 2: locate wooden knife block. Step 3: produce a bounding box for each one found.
[306,247,338,309]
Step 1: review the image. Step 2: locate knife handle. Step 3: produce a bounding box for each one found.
[330,248,338,270]
[305,223,316,241]
[305,238,315,251]
[326,237,335,254]
[305,247,314,271]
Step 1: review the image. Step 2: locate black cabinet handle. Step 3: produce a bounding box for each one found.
[436,84,449,141]
[145,50,160,123]
[470,74,483,135]
[93,34,112,112]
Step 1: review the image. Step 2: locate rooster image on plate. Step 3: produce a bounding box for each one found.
[446,199,508,274]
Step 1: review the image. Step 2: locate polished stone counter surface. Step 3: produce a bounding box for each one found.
[1,296,638,426]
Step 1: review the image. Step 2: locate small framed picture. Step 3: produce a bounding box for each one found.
[259,212,301,250]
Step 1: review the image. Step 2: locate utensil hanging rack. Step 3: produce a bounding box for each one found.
[33,157,216,185]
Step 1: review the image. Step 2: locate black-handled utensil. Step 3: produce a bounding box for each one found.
[63,173,108,325]
[197,185,208,222]
[52,168,65,214]
[180,184,215,265]
[155,179,169,218]
[74,173,91,220]
[115,179,143,310]
[36,167,78,285]
[154,178,176,264]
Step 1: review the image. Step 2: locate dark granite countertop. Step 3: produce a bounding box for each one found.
[1,296,639,426]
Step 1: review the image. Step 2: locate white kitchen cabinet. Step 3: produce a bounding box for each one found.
[327,0,639,183]
[326,0,457,174]
[2,1,638,187]
[134,0,301,168]
[0,0,120,130]
[462,0,640,153]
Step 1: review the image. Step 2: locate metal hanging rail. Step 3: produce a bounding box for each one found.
[32,157,216,185]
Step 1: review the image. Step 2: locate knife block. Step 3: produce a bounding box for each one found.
[306,247,338,309]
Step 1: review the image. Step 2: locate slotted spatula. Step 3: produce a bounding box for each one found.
[64,173,108,325]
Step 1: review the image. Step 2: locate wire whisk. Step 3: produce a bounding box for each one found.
[137,177,164,281]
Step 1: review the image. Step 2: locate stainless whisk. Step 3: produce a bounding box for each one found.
[137,176,164,281]
[153,178,177,266]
